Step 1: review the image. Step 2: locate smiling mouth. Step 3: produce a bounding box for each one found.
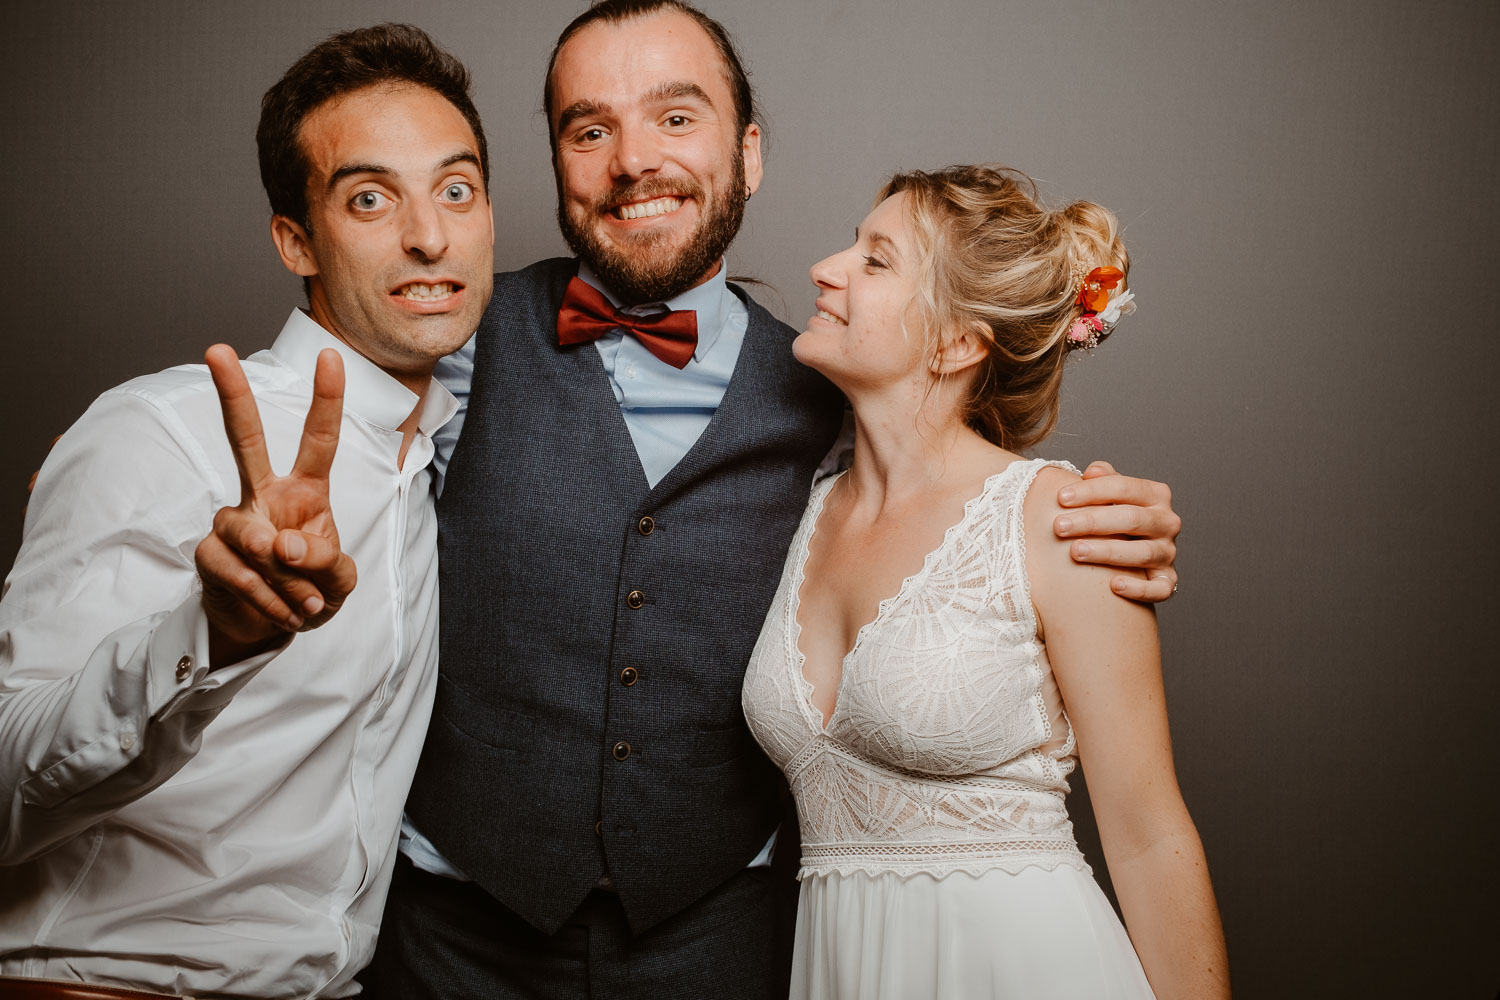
[612,197,685,221]
[815,309,847,326]
[395,281,459,301]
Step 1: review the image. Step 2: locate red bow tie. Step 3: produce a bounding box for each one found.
[556,276,699,369]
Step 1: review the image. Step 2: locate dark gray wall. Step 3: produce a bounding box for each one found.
[5,2,1497,996]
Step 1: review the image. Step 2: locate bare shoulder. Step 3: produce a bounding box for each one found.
[1021,462,1147,639]
[1020,463,1083,571]
[1022,463,1081,518]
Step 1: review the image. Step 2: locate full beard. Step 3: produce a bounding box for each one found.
[557,153,746,305]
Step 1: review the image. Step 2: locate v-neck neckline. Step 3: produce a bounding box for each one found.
[787,460,1028,735]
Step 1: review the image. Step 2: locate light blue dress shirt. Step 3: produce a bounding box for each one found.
[429,262,747,492]
[404,261,779,880]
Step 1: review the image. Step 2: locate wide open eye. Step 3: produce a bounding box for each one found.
[351,190,392,212]
[440,182,475,204]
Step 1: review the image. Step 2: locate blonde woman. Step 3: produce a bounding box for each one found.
[741,166,1228,999]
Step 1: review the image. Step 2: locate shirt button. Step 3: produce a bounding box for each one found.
[120,729,137,751]
[626,590,645,610]
[637,515,655,535]
[612,741,632,761]
[175,655,193,681]
[620,667,639,686]
[624,363,638,379]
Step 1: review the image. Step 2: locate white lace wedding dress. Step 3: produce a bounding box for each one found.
[742,459,1156,999]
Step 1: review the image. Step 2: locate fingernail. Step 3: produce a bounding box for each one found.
[286,614,304,629]
[303,595,324,616]
[1058,487,1075,504]
[1074,542,1091,557]
[1056,518,1073,536]
[282,535,307,561]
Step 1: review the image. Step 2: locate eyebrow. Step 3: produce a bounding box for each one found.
[556,80,716,134]
[869,233,900,259]
[556,99,611,135]
[856,227,904,265]
[326,151,482,192]
[643,80,714,108]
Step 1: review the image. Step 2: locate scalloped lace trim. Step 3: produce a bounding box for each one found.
[798,851,1091,883]
[788,465,1031,735]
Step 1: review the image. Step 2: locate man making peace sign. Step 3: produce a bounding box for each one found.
[0,25,491,998]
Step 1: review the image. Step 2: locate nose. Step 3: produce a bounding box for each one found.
[610,121,664,181]
[402,194,450,261]
[810,250,848,290]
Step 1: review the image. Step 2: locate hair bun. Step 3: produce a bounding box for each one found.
[877,165,1130,451]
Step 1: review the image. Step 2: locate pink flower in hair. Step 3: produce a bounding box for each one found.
[1068,318,1091,343]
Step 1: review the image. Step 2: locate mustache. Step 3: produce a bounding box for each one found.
[592,176,704,212]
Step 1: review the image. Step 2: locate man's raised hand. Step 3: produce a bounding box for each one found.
[195,345,357,666]
[1053,460,1182,604]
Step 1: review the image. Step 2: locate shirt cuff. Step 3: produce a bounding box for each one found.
[151,596,285,723]
[19,598,287,810]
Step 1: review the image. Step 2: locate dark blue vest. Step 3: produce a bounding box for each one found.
[406,259,844,934]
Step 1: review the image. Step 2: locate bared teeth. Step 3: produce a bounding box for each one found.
[399,282,455,301]
[616,197,683,220]
[816,309,846,325]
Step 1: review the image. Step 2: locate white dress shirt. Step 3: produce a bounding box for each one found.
[0,310,457,998]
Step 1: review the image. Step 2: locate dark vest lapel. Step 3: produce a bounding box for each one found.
[646,286,796,505]
[515,261,653,495]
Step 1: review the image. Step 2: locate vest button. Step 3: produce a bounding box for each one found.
[595,820,603,836]
[637,515,655,535]
[626,589,645,609]
[620,666,639,686]
[612,740,632,761]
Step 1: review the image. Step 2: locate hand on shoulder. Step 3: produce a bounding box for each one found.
[1024,463,1154,643]
[1053,460,1181,603]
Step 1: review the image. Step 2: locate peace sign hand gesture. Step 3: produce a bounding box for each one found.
[194,344,358,667]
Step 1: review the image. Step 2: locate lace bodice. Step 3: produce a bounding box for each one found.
[742,458,1089,880]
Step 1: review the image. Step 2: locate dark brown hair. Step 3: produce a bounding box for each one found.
[257,23,489,231]
[542,1,761,152]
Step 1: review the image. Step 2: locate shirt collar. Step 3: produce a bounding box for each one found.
[269,309,459,436]
[575,260,734,361]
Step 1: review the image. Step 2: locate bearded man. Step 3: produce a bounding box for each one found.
[372,3,1184,997]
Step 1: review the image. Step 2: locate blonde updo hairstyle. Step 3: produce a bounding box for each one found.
[882,164,1128,452]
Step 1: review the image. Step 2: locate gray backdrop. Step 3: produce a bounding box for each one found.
[4,2,1497,996]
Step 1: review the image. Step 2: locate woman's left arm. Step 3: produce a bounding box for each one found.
[1026,466,1230,999]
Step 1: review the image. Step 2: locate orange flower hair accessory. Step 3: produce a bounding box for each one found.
[1075,266,1124,312]
[1066,265,1135,352]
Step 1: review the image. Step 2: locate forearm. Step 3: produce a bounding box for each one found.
[1,394,278,864]
[1108,825,1230,999]
[0,596,272,864]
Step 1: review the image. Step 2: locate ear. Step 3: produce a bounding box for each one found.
[270,215,320,278]
[741,122,764,198]
[929,321,990,377]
